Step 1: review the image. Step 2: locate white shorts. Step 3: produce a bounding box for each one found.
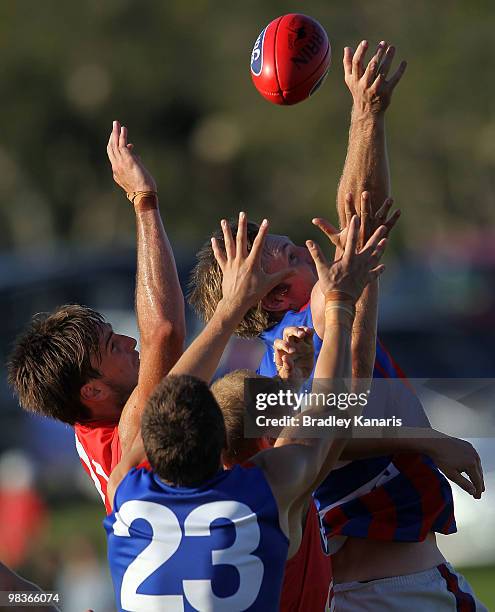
[334,563,487,611]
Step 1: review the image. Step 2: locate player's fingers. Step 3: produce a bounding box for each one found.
[221,219,235,260]
[448,470,476,497]
[366,238,388,267]
[274,339,296,355]
[282,326,307,342]
[281,353,294,376]
[112,120,120,145]
[387,60,407,90]
[477,454,485,492]
[119,125,128,149]
[211,237,226,270]
[469,447,485,496]
[236,211,248,259]
[250,219,269,264]
[126,143,134,151]
[464,463,484,499]
[312,218,340,242]
[352,40,368,79]
[306,240,329,276]
[363,41,387,87]
[343,47,353,78]
[378,44,396,80]
[343,215,360,262]
[360,191,371,242]
[360,224,387,255]
[344,192,357,227]
[369,73,385,94]
[107,120,120,158]
[360,191,372,218]
[301,326,314,339]
[368,264,386,282]
[376,197,394,221]
[384,209,401,234]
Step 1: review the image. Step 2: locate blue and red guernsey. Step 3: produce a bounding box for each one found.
[104,464,289,612]
[258,302,456,542]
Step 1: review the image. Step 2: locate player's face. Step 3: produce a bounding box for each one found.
[262,234,317,311]
[94,323,140,406]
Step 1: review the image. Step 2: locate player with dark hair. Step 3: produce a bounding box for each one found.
[7,121,185,513]
[105,212,388,611]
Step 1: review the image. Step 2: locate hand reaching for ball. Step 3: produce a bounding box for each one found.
[344,40,407,116]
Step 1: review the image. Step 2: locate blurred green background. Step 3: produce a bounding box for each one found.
[0,2,494,610]
[1,0,494,252]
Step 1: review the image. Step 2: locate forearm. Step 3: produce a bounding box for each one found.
[351,280,378,381]
[135,196,185,367]
[169,301,240,383]
[340,428,441,461]
[337,113,389,225]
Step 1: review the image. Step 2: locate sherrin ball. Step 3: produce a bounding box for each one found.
[250,13,331,105]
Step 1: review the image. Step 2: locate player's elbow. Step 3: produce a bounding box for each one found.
[142,319,185,353]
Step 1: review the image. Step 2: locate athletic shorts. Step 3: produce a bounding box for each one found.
[334,562,487,611]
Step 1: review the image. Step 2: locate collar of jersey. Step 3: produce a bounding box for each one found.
[149,466,230,495]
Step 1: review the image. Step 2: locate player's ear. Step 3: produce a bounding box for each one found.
[80,381,109,404]
[261,285,291,312]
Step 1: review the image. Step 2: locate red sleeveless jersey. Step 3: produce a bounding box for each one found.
[74,419,121,513]
[280,500,334,611]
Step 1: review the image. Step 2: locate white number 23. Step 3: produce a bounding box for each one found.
[113,500,264,612]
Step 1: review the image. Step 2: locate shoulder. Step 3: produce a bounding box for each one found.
[74,419,121,471]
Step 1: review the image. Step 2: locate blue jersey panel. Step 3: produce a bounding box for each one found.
[258,303,393,380]
[104,465,288,612]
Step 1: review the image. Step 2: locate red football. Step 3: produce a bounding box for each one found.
[250,13,331,105]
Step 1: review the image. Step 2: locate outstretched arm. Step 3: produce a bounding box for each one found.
[107,121,185,453]
[337,41,406,379]
[341,432,485,499]
[337,40,406,222]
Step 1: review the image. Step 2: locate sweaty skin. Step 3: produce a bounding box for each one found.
[106,121,185,453]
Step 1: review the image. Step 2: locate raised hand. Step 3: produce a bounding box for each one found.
[211,212,295,315]
[344,40,407,115]
[274,326,314,381]
[313,191,400,257]
[106,120,157,195]
[307,216,387,302]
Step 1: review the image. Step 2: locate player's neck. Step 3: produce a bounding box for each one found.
[156,462,225,489]
[83,398,122,422]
